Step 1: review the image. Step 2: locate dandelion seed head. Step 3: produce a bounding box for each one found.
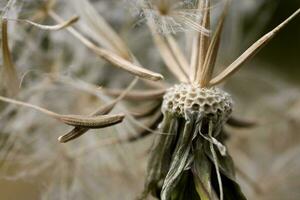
[126,0,210,34]
[162,83,233,123]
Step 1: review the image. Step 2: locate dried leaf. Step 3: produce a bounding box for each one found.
[161,116,195,200]
[170,171,201,200]
[210,8,300,86]
[1,18,19,96]
[192,139,212,200]
[49,11,163,81]
[142,114,177,199]
[204,134,247,200]
[208,119,224,200]
[220,175,247,200]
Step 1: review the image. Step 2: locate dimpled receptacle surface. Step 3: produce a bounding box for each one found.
[162,83,233,122]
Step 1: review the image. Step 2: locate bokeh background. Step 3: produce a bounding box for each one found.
[0,0,299,199]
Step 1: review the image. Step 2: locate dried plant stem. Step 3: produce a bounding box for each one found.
[6,16,79,31]
[0,96,124,129]
[0,95,58,117]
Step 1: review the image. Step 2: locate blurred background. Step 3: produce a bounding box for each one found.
[0,0,299,199]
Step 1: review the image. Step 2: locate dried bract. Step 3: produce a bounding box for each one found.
[1,17,19,96]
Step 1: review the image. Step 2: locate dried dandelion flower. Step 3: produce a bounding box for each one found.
[138,1,300,199]
[141,84,240,200]
[0,0,299,200]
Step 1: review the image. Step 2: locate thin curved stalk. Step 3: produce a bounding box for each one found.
[210,8,300,86]
[0,95,124,129]
[7,16,79,31]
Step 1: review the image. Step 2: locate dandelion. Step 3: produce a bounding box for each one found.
[127,0,211,34]
[0,0,299,199]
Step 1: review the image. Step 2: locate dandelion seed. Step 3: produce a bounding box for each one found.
[127,0,211,34]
